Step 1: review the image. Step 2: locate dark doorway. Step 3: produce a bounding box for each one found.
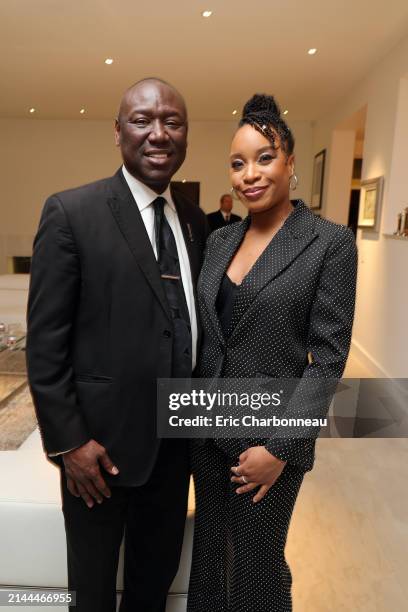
[348,157,362,236]
[11,256,31,273]
[348,190,360,237]
[171,181,200,207]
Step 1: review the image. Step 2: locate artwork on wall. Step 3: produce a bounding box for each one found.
[394,206,408,237]
[311,149,326,210]
[357,176,384,231]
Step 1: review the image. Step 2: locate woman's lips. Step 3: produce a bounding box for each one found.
[242,186,268,201]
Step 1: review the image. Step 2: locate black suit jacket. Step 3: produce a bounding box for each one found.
[207,210,242,232]
[26,168,209,486]
[197,200,358,472]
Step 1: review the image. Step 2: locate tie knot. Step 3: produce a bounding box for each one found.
[152,196,167,211]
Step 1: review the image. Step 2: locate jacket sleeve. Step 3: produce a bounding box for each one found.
[265,225,358,466]
[26,195,90,455]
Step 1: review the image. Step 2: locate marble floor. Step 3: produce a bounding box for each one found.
[0,348,32,449]
[0,384,36,449]
[288,437,408,611]
[287,351,408,611]
[0,373,26,405]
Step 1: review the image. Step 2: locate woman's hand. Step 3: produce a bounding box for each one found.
[230,446,287,503]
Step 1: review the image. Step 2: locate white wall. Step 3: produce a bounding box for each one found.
[313,35,408,377]
[0,117,313,273]
[387,76,408,231]
[324,130,355,225]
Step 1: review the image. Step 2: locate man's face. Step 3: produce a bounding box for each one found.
[220,195,233,213]
[115,81,188,193]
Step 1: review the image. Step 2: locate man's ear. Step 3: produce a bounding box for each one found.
[114,119,120,146]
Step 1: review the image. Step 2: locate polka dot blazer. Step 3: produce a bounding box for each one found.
[195,199,358,471]
[187,200,358,612]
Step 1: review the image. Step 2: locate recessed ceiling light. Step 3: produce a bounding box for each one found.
[202,10,212,18]
[182,179,187,183]
[232,110,237,115]
[308,48,317,55]
[105,58,114,65]
[80,108,85,114]
[29,108,35,114]
[283,109,288,115]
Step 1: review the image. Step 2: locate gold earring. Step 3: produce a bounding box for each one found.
[230,187,239,200]
[289,173,298,191]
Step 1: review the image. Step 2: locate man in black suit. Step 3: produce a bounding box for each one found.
[26,78,209,612]
[206,193,242,232]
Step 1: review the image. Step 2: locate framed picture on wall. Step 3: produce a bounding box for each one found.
[358,176,384,231]
[311,149,326,210]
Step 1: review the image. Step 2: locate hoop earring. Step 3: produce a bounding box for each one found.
[230,187,240,201]
[289,173,298,191]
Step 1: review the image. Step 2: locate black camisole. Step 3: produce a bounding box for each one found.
[215,274,239,339]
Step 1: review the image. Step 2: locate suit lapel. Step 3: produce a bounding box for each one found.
[171,188,200,284]
[202,217,250,344]
[228,200,319,338]
[107,169,172,321]
[171,188,206,347]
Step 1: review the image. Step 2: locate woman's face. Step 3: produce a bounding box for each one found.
[230,124,295,214]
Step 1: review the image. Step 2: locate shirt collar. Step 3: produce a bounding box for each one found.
[121,164,176,212]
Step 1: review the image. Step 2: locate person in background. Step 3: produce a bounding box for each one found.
[207,193,242,232]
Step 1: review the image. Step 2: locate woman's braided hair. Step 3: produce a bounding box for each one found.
[239,94,295,156]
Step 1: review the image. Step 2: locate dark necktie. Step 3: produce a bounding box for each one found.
[225,214,230,223]
[152,196,192,377]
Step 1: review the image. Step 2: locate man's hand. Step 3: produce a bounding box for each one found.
[230,446,287,503]
[63,439,119,508]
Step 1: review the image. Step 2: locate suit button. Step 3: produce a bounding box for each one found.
[163,330,172,338]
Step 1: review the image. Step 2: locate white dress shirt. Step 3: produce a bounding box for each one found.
[121,165,198,370]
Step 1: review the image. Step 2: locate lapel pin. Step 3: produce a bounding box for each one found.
[187,222,194,243]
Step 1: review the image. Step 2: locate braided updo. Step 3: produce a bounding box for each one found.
[239,94,294,156]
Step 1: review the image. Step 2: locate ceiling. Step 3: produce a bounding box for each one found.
[1,0,408,121]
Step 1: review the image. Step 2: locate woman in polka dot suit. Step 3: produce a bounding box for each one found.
[187,94,358,612]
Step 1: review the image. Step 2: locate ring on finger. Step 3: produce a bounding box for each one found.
[241,475,248,484]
